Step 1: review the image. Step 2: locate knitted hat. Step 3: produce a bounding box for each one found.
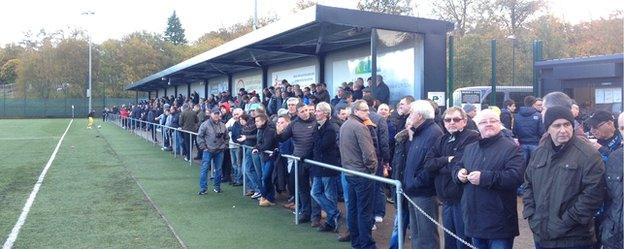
[586,110,614,128]
[544,106,574,129]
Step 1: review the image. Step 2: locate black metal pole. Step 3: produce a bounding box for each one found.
[448,36,455,107]
[370,28,378,96]
[491,39,497,106]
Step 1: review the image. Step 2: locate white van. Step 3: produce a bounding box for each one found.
[452,86,533,110]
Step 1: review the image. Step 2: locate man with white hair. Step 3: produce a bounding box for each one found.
[454,109,524,249]
[226,108,244,186]
[402,100,444,249]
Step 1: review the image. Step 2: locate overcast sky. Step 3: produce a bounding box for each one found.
[0,0,621,46]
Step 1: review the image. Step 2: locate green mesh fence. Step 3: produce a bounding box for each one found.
[0,98,134,118]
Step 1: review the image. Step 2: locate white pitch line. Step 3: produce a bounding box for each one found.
[2,119,73,249]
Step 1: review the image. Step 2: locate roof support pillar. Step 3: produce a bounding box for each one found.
[370,28,378,97]
[228,74,233,95]
[204,79,209,99]
[187,82,191,98]
[262,66,269,92]
[148,91,152,100]
[174,86,178,96]
[164,88,167,97]
[318,53,325,85]
[135,91,139,103]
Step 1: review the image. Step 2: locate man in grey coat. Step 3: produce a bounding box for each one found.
[197,107,230,194]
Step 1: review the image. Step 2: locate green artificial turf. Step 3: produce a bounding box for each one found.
[1,119,348,249]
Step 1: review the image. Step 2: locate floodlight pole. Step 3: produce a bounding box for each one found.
[82,11,95,113]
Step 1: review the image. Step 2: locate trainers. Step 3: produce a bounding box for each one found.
[251,192,262,199]
[197,190,207,195]
[374,216,383,223]
[213,189,221,193]
[184,157,189,162]
[337,232,351,242]
[245,191,254,196]
[318,223,336,232]
[259,197,276,207]
[371,224,377,231]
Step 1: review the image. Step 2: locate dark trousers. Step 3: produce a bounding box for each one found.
[181,132,190,159]
[298,163,312,218]
[443,202,470,249]
[346,175,376,249]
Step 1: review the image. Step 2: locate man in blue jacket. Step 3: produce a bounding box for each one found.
[514,95,544,167]
[403,100,444,249]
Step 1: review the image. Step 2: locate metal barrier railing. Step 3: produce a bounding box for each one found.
[105,113,405,249]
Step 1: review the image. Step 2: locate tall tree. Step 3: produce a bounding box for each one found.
[494,0,544,37]
[357,0,413,15]
[432,0,480,36]
[164,11,187,45]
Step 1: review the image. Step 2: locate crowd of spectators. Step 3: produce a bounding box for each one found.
[104,77,622,249]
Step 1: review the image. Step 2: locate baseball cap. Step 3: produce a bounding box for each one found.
[587,110,614,128]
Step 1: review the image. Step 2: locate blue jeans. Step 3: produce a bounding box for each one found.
[175,130,184,155]
[311,176,339,227]
[534,242,592,249]
[346,175,376,249]
[199,151,224,192]
[443,202,470,249]
[243,148,260,192]
[388,197,410,249]
[261,159,275,202]
[374,181,386,218]
[472,238,514,249]
[252,153,262,183]
[520,144,538,166]
[229,147,242,184]
[341,173,350,225]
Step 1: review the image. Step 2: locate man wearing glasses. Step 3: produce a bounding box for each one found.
[587,110,622,162]
[454,109,524,249]
[424,106,480,249]
[523,106,605,249]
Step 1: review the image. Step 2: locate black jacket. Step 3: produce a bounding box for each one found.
[311,119,341,177]
[403,119,444,197]
[453,132,525,239]
[424,129,480,203]
[254,121,278,161]
[374,82,390,104]
[240,122,257,147]
[277,116,317,159]
[500,108,514,130]
[601,147,623,248]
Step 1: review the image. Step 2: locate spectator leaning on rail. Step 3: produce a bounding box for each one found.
[424,106,480,249]
[600,112,623,249]
[253,113,278,207]
[310,102,342,232]
[276,101,317,224]
[401,100,444,249]
[225,108,244,186]
[523,106,606,249]
[339,99,378,249]
[197,107,229,195]
[453,109,525,249]
[237,113,261,198]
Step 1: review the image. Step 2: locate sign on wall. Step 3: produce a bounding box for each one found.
[209,79,228,96]
[234,74,262,95]
[272,66,316,88]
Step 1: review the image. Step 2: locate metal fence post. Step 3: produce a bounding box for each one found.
[189,133,193,166]
[396,182,404,249]
[294,159,299,225]
[242,146,247,196]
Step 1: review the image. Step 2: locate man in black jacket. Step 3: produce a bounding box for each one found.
[253,113,278,207]
[277,103,318,224]
[424,107,480,249]
[454,109,524,249]
[311,102,341,232]
[600,112,623,248]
